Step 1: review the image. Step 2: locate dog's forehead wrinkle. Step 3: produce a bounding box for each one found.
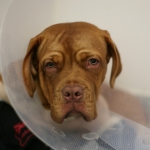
[52,30,68,44]
[36,38,50,59]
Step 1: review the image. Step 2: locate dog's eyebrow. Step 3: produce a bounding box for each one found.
[41,51,64,62]
[76,50,102,60]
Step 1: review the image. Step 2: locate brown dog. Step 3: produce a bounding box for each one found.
[23,22,122,124]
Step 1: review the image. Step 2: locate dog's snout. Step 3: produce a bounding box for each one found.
[62,86,83,102]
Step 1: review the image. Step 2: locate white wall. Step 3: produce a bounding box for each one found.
[0,0,150,93]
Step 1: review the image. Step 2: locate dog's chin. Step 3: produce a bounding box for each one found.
[65,110,83,118]
[64,110,90,121]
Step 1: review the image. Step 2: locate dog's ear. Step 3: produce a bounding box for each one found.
[104,31,122,88]
[23,35,43,97]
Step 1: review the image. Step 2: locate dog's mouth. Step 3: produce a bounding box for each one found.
[64,107,93,121]
[51,101,96,124]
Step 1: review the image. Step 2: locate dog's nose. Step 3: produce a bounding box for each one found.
[62,86,83,102]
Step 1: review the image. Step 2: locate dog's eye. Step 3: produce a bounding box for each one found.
[89,59,99,65]
[45,62,54,68]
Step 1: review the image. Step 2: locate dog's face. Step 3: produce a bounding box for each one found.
[23,22,122,124]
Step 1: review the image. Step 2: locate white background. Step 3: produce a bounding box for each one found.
[0,0,150,93]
